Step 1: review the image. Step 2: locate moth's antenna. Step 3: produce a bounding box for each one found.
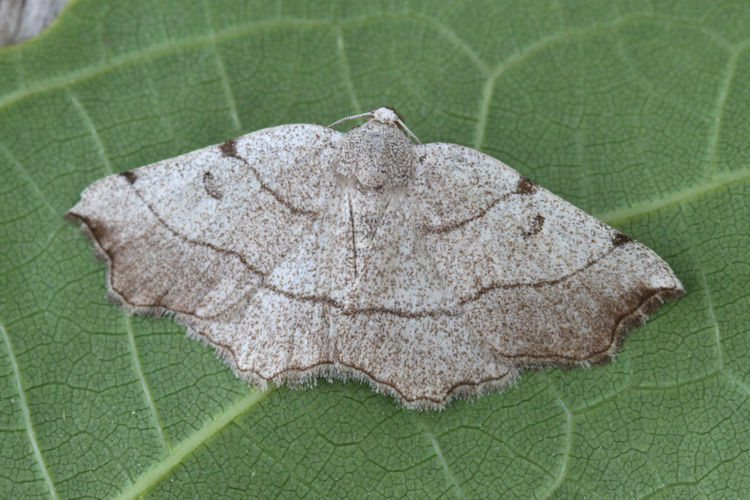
[329,108,422,144]
[328,111,373,128]
[395,118,421,144]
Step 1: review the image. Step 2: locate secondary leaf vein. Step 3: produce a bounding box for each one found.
[679,204,723,370]
[415,416,466,500]
[123,315,168,452]
[706,41,747,178]
[0,318,59,499]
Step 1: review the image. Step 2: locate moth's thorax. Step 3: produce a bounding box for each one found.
[336,119,415,190]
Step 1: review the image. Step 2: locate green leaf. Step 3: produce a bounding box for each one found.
[1,0,749,497]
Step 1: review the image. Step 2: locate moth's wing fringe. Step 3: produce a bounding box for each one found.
[65,210,681,410]
[507,285,685,371]
[182,322,518,411]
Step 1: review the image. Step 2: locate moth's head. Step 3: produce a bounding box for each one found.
[338,116,416,190]
[370,107,401,125]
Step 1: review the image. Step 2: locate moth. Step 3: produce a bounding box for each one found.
[67,107,684,409]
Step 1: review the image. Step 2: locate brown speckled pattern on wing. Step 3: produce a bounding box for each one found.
[66,109,684,410]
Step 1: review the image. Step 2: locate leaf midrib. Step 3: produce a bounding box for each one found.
[115,389,273,500]
[0,10,736,114]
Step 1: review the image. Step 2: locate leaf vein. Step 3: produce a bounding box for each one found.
[67,88,114,175]
[123,315,169,452]
[474,13,740,151]
[68,87,169,451]
[205,0,242,133]
[539,381,573,499]
[678,204,723,370]
[335,26,362,114]
[115,389,272,499]
[599,166,750,224]
[415,415,466,500]
[706,41,748,177]
[229,419,329,498]
[0,318,59,499]
[0,141,57,216]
